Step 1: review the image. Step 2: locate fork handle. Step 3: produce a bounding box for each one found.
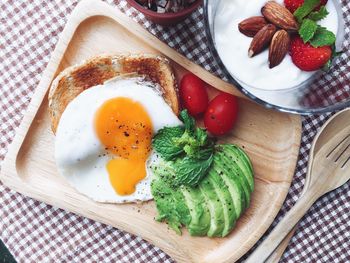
[265,226,298,263]
[245,185,321,263]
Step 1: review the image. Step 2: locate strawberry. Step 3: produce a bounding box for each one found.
[284,0,328,13]
[289,36,332,71]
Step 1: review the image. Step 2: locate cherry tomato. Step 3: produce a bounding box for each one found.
[179,73,209,117]
[204,93,239,136]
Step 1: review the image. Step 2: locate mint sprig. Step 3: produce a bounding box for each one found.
[295,0,336,48]
[294,0,320,23]
[309,26,336,47]
[308,6,329,21]
[152,110,215,187]
[152,126,185,161]
[299,19,318,43]
[173,148,214,187]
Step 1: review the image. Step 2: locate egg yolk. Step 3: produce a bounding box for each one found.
[94,97,153,196]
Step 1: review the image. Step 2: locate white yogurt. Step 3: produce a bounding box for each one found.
[214,0,339,91]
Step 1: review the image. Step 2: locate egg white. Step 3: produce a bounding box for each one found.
[55,77,181,203]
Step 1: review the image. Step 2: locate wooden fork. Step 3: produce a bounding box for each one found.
[246,126,350,263]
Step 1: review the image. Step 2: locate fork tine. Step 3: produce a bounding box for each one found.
[335,141,350,162]
[341,156,350,168]
[331,134,350,167]
[327,133,350,160]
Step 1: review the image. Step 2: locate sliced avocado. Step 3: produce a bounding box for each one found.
[206,168,236,237]
[215,150,251,211]
[224,144,254,191]
[151,160,190,233]
[220,144,254,193]
[181,186,211,236]
[151,143,254,237]
[198,177,224,237]
[151,178,182,234]
[213,154,245,217]
[235,146,254,174]
[172,190,191,227]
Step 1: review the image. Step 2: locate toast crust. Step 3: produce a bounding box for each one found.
[48,54,179,133]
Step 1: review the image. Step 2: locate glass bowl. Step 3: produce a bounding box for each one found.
[204,0,348,114]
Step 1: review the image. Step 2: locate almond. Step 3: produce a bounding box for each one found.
[238,16,268,37]
[261,1,298,31]
[269,30,290,68]
[248,24,277,57]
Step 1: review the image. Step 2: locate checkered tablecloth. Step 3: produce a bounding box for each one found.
[1,0,349,262]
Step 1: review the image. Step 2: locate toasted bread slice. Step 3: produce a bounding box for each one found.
[48,54,179,134]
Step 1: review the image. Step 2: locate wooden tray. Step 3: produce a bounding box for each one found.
[0,0,302,262]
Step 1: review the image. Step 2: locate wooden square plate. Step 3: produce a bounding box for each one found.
[0,0,302,262]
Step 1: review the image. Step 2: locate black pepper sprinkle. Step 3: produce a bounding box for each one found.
[124,131,130,137]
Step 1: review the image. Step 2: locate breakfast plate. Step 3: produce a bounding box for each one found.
[0,0,301,262]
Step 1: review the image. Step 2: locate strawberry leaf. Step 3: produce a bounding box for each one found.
[294,0,321,23]
[310,26,336,47]
[322,59,332,72]
[308,6,329,21]
[299,19,318,43]
[322,44,342,71]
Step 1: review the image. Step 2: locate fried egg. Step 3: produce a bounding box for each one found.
[55,77,181,203]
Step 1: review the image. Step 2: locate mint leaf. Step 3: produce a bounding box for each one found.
[153,110,214,161]
[195,128,209,146]
[153,109,216,187]
[175,127,214,157]
[174,130,198,155]
[308,6,329,21]
[180,110,195,133]
[294,0,320,23]
[153,126,185,160]
[174,148,214,187]
[310,26,336,47]
[299,19,318,43]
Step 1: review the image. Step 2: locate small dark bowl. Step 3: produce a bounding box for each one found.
[126,0,203,26]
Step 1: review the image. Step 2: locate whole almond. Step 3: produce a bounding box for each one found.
[261,1,298,31]
[238,16,268,37]
[269,30,290,68]
[249,24,277,57]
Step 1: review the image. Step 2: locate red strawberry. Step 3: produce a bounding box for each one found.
[284,0,328,13]
[289,36,332,71]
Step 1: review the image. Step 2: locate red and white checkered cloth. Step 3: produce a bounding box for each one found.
[1,0,349,262]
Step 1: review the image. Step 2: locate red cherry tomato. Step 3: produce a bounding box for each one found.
[179,73,209,117]
[204,93,239,136]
